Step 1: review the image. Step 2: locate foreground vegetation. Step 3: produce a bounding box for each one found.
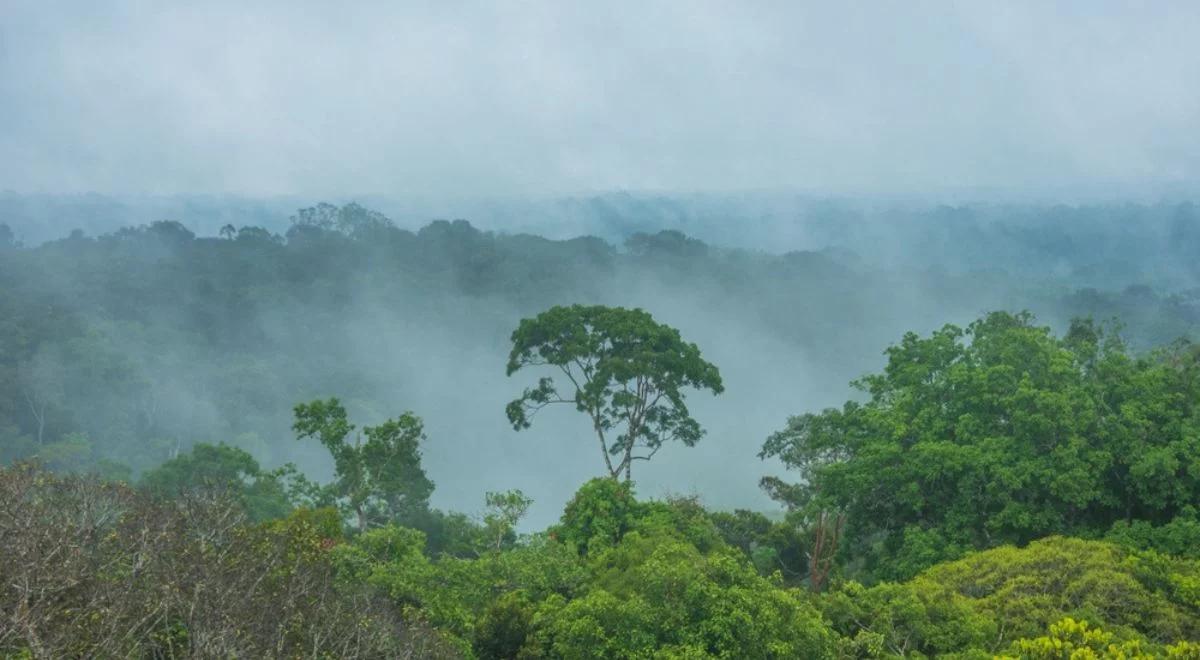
[4,465,1200,658]
[4,295,1200,657]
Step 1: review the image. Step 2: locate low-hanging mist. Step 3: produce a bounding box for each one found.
[3,197,1200,528]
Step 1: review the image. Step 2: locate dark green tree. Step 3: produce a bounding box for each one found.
[555,477,640,555]
[139,442,293,522]
[293,398,434,532]
[762,311,1200,580]
[506,305,723,481]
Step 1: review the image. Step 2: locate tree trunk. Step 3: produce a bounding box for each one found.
[808,510,844,593]
[23,391,45,446]
[593,416,618,479]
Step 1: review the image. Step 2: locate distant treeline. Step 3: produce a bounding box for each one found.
[4,192,1200,288]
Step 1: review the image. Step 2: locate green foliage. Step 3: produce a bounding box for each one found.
[524,533,835,659]
[34,431,94,473]
[555,477,641,555]
[338,528,586,647]
[290,201,395,241]
[483,489,533,553]
[1004,618,1154,660]
[709,508,808,581]
[270,505,345,545]
[553,478,724,558]
[634,495,726,555]
[5,200,1200,488]
[292,397,434,531]
[820,537,1200,657]
[337,479,839,659]
[141,442,258,492]
[506,304,723,480]
[1107,509,1200,559]
[474,591,536,660]
[140,442,294,521]
[11,202,1200,656]
[361,414,436,521]
[12,449,1200,658]
[763,311,1200,580]
[408,507,490,558]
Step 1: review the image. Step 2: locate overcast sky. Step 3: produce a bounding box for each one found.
[2,1,1198,197]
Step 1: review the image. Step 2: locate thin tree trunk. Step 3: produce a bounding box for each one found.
[593,418,617,479]
[23,391,45,446]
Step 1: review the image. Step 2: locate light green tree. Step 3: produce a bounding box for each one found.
[483,489,533,553]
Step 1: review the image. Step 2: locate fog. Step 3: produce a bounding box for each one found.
[3,2,1199,196]
[4,197,1200,529]
[3,4,1200,530]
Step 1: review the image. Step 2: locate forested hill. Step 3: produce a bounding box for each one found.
[2,202,1200,522]
[5,192,1200,289]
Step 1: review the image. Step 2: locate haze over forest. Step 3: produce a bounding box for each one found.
[6,193,1200,528]
[3,3,1198,196]
[4,3,1200,657]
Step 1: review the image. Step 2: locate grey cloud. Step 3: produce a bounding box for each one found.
[2,1,1198,196]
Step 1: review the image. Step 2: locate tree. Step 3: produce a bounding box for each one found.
[483,489,532,553]
[145,220,195,245]
[759,476,845,592]
[506,305,723,481]
[624,230,708,260]
[0,464,457,658]
[709,508,810,580]
[761,311,1200,580]
[361,416,436,523]
[555,477,640,555]
[235,225,282,244]
[292,398,434,532]
[289,202,393,240]
[0,223,16,250]
[15,352,65,447]
[139,442,296,522]
[819,537,1200,656]
[523,534,835,658]
[1005,618,1153,660]
[36,432,94,474]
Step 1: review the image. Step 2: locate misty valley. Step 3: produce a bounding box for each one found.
[3,199,1200,657]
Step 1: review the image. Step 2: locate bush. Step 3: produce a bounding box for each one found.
[821,537,1200,656]
[0,464,457,658]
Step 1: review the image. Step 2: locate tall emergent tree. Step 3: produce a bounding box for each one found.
[293,398,434,532]
[505,304,723,481]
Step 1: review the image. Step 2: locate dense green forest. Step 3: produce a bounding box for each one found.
[4,200,1200,514]
[4,202,1200,657]
[6,0,1200,654]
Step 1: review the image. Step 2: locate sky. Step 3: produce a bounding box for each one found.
[2,1,1198,197]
